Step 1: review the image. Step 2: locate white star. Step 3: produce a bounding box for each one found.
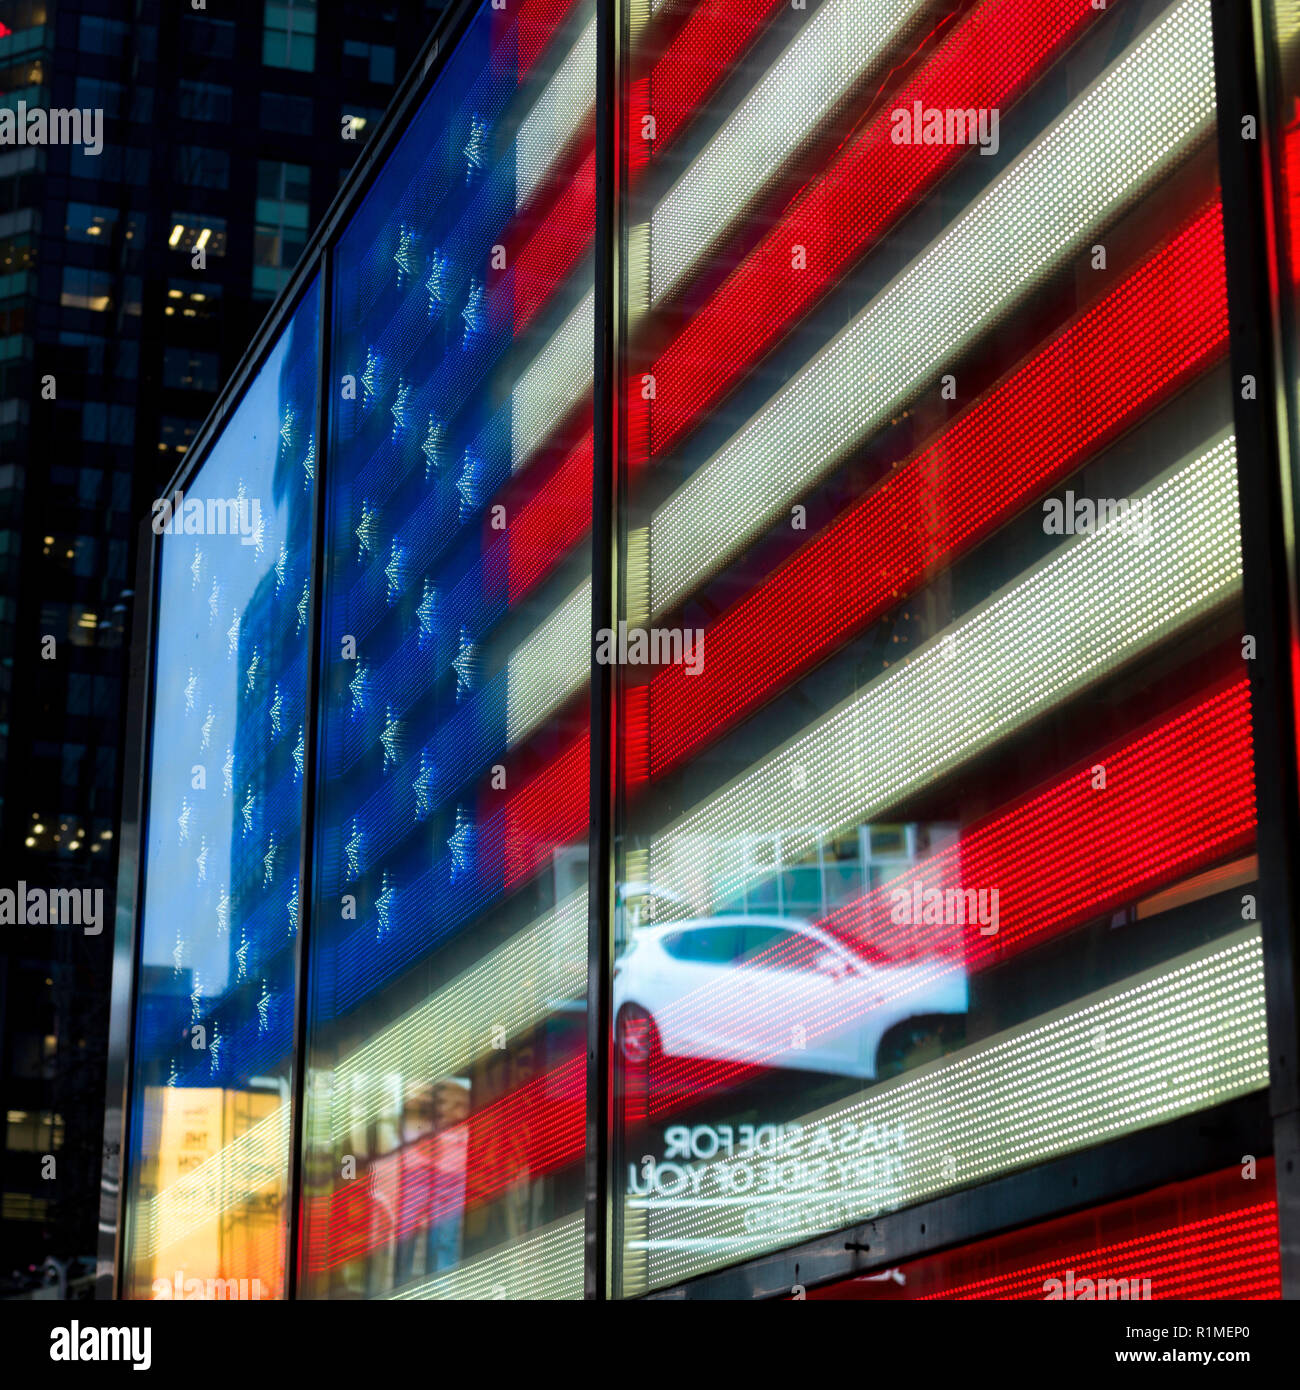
[280,405,296,449]
[417,579,440,649]
[297,579,310,633]
[448,805,473,882]
[349,661,369,718]
[222,745,234,797]
[287,879,299,937]
[235,931,249,982]
[177,798,192,843]
[293,725,305,782]
[257,980,271,1034]
[172,930,184,974]
[270,683,283,739]
[247,505,265,557]
[245,645,261,695]
[453,626,478,702]
[385,541,406,605]
[226,607,240,661]
[208,1023,222,1076]
[190,545,203,589]
[184,669,198,712]
[376,871,395,940]
[425,251,450,317]
[361,346,381,406]
[413,749,435,821]
[422,414,446,478]
[274,542,288,594]
[263,835,276,886]
[355,500,378,562]
[390,378,410,440]
[381,705,401,771]
[464,113,488,180]
[456,450,479,519]
[303,434,315,490]
[394,222,419,286]
[344,817,364,879]
[241,786,257,837]
[461,279,485,347]
[208,578,222,626]
[200,706,215,751]
[195,836,208,883]
[216,885,229,936]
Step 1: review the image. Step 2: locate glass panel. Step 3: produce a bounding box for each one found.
[298,0,596,1300]
[121,279,320,1301]
[807,1164,1281,1300]
[613,0,1264,1295]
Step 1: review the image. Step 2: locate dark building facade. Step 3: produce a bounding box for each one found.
[0,0,449,1286]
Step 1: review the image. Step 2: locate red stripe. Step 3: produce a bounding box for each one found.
[808,1163,1280,1300]
[514,0,585,80]
[499,728,591,889]
[506,428,594,603]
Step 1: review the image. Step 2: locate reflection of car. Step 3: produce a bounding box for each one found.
[612,915,967,1080]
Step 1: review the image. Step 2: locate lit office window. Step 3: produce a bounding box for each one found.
[263,0,317,72]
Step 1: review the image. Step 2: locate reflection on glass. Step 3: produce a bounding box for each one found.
[613,0,1265,1296]
[296,0,595,1300]
[121,280,320,1300]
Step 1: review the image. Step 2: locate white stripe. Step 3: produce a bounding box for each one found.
[516,15,597,209]
[509,288,594,473]
[506,581,593,743]
[391,1216,584,1300]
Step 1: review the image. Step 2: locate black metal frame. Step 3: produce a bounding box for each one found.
[585,0,621,1303]
[104,0,1300,1303]
[1211,0,1300,1300]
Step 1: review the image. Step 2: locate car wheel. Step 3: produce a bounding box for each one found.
[617,1005,662,1067]
[874,1014,965,1080]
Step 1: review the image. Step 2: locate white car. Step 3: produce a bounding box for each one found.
[612,914,967,1080]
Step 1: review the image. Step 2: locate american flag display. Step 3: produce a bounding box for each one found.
[116,0,1289,1304]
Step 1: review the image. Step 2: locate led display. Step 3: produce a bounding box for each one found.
[296,0,595,1299]
[121,279,321,1301]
